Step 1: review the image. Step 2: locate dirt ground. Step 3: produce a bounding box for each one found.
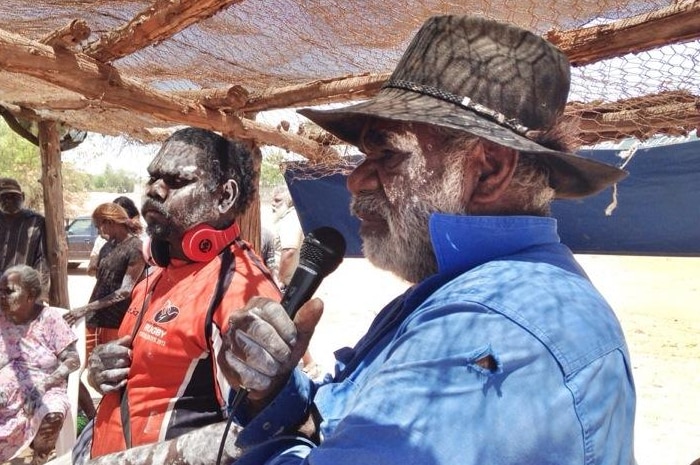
[6,254,696,465]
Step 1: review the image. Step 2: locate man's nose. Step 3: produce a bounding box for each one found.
[347,159,379,195]
[146,179,168,200]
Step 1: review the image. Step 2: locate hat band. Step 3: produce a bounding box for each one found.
[382,79,530,135]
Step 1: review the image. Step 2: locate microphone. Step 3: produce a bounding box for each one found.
[226,227,346,421]
[280,226,346,318]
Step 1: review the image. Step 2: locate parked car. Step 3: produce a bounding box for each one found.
[66,216,99,268]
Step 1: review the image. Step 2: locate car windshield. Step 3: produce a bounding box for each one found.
[67,218,94,235]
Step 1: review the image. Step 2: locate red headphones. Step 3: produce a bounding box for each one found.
[143,222,241,267]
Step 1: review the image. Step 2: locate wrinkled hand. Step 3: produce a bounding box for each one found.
[87,335,133,395]
[63,308,85,326]
[218,296,323,402]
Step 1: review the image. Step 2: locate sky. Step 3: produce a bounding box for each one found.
[61,132,160,178]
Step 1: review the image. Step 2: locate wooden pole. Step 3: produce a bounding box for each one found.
[238,145,262,255]
[38,120,70,308]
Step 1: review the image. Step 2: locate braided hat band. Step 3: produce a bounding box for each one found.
[383,79,530,136]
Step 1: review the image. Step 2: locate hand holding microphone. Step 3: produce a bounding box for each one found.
[218,227,346,403]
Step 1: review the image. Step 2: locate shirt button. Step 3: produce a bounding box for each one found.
[262,422,272,430]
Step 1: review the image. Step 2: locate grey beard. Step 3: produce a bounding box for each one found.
[354,158,467,284]
[353,194,438,284]
[146,221,172,241]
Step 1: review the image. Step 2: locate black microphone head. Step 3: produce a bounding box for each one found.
[299,227,346,277]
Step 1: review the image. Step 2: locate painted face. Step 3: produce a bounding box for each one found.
[142,140,221,243]
[0,192,23,215]
[0,273,32,322]
[271,192,290,221]
[271,194,285,213]
[347,119,472,283]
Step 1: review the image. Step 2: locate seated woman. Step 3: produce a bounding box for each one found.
[0,265,81,465]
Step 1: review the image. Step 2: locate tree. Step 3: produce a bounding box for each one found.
[0,119,44,211]
[260,149,285,188]
[91,164,137,193]
[0,119,91,215]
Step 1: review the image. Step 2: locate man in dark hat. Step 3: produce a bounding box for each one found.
[0,177,50,300]
[79,15,636,465]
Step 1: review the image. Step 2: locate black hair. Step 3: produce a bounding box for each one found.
[112,196,140,219]
[165,128,257,215]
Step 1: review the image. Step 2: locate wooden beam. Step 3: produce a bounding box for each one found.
[0,28,337,163]
[568,100,700,144]
[547,0,700,66]
[41,19,91,49]
[242,73,391,112]
[0,105,39,145]
[39,120,70,307]
[172,85,249,110]
[169,73,390,113]
[83,0,245,63]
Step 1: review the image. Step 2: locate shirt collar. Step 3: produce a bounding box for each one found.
[429,214,560,276]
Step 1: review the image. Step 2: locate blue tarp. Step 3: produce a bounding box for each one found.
[285,137,700,257]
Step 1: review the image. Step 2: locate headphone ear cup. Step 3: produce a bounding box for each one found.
[181,224,219,262]
[181,222,241,262]
[142,237,170,267]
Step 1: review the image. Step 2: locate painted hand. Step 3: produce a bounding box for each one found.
[63,308,84,326]
[218,296,323,402]
[87,335,133,395]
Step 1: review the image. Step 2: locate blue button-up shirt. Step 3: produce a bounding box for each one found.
[235,215,636,465]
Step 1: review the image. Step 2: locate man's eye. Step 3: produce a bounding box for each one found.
[167,177,188,189]
[381,151,404,167]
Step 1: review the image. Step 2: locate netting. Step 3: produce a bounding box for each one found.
[0,0,697,165]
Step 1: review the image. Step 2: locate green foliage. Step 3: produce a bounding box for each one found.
[260,149,285,188]
[0,120,98,214]
[0,119,44,211]
[90,164,137,193]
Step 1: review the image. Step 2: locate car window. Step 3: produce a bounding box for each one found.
[67,218,94,236]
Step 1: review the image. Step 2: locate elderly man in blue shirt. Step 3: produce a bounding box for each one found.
[80,14,636,465]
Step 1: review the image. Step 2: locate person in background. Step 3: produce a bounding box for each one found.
[270,185,322,378]
[0,265,80,465]
[75,15,636,465]
[64,203,146,346]
[71,127,280,461]
[87,196,143,277]
[260,225,276,274]
[270,185,303,290]
[65,202,146,423]
[0,177,50,302]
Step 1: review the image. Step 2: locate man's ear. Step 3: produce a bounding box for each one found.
[218,179,239,213]
[467,141,518,209]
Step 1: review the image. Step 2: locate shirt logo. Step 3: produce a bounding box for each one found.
[154,301,180,323]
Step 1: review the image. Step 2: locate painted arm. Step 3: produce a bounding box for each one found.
[65,256,145,326]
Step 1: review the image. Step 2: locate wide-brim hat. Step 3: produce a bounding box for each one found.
[299,15,627,199]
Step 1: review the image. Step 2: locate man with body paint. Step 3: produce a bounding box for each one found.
[71,128,279,461]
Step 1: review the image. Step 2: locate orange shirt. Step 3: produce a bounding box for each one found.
[91,241,280,457]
